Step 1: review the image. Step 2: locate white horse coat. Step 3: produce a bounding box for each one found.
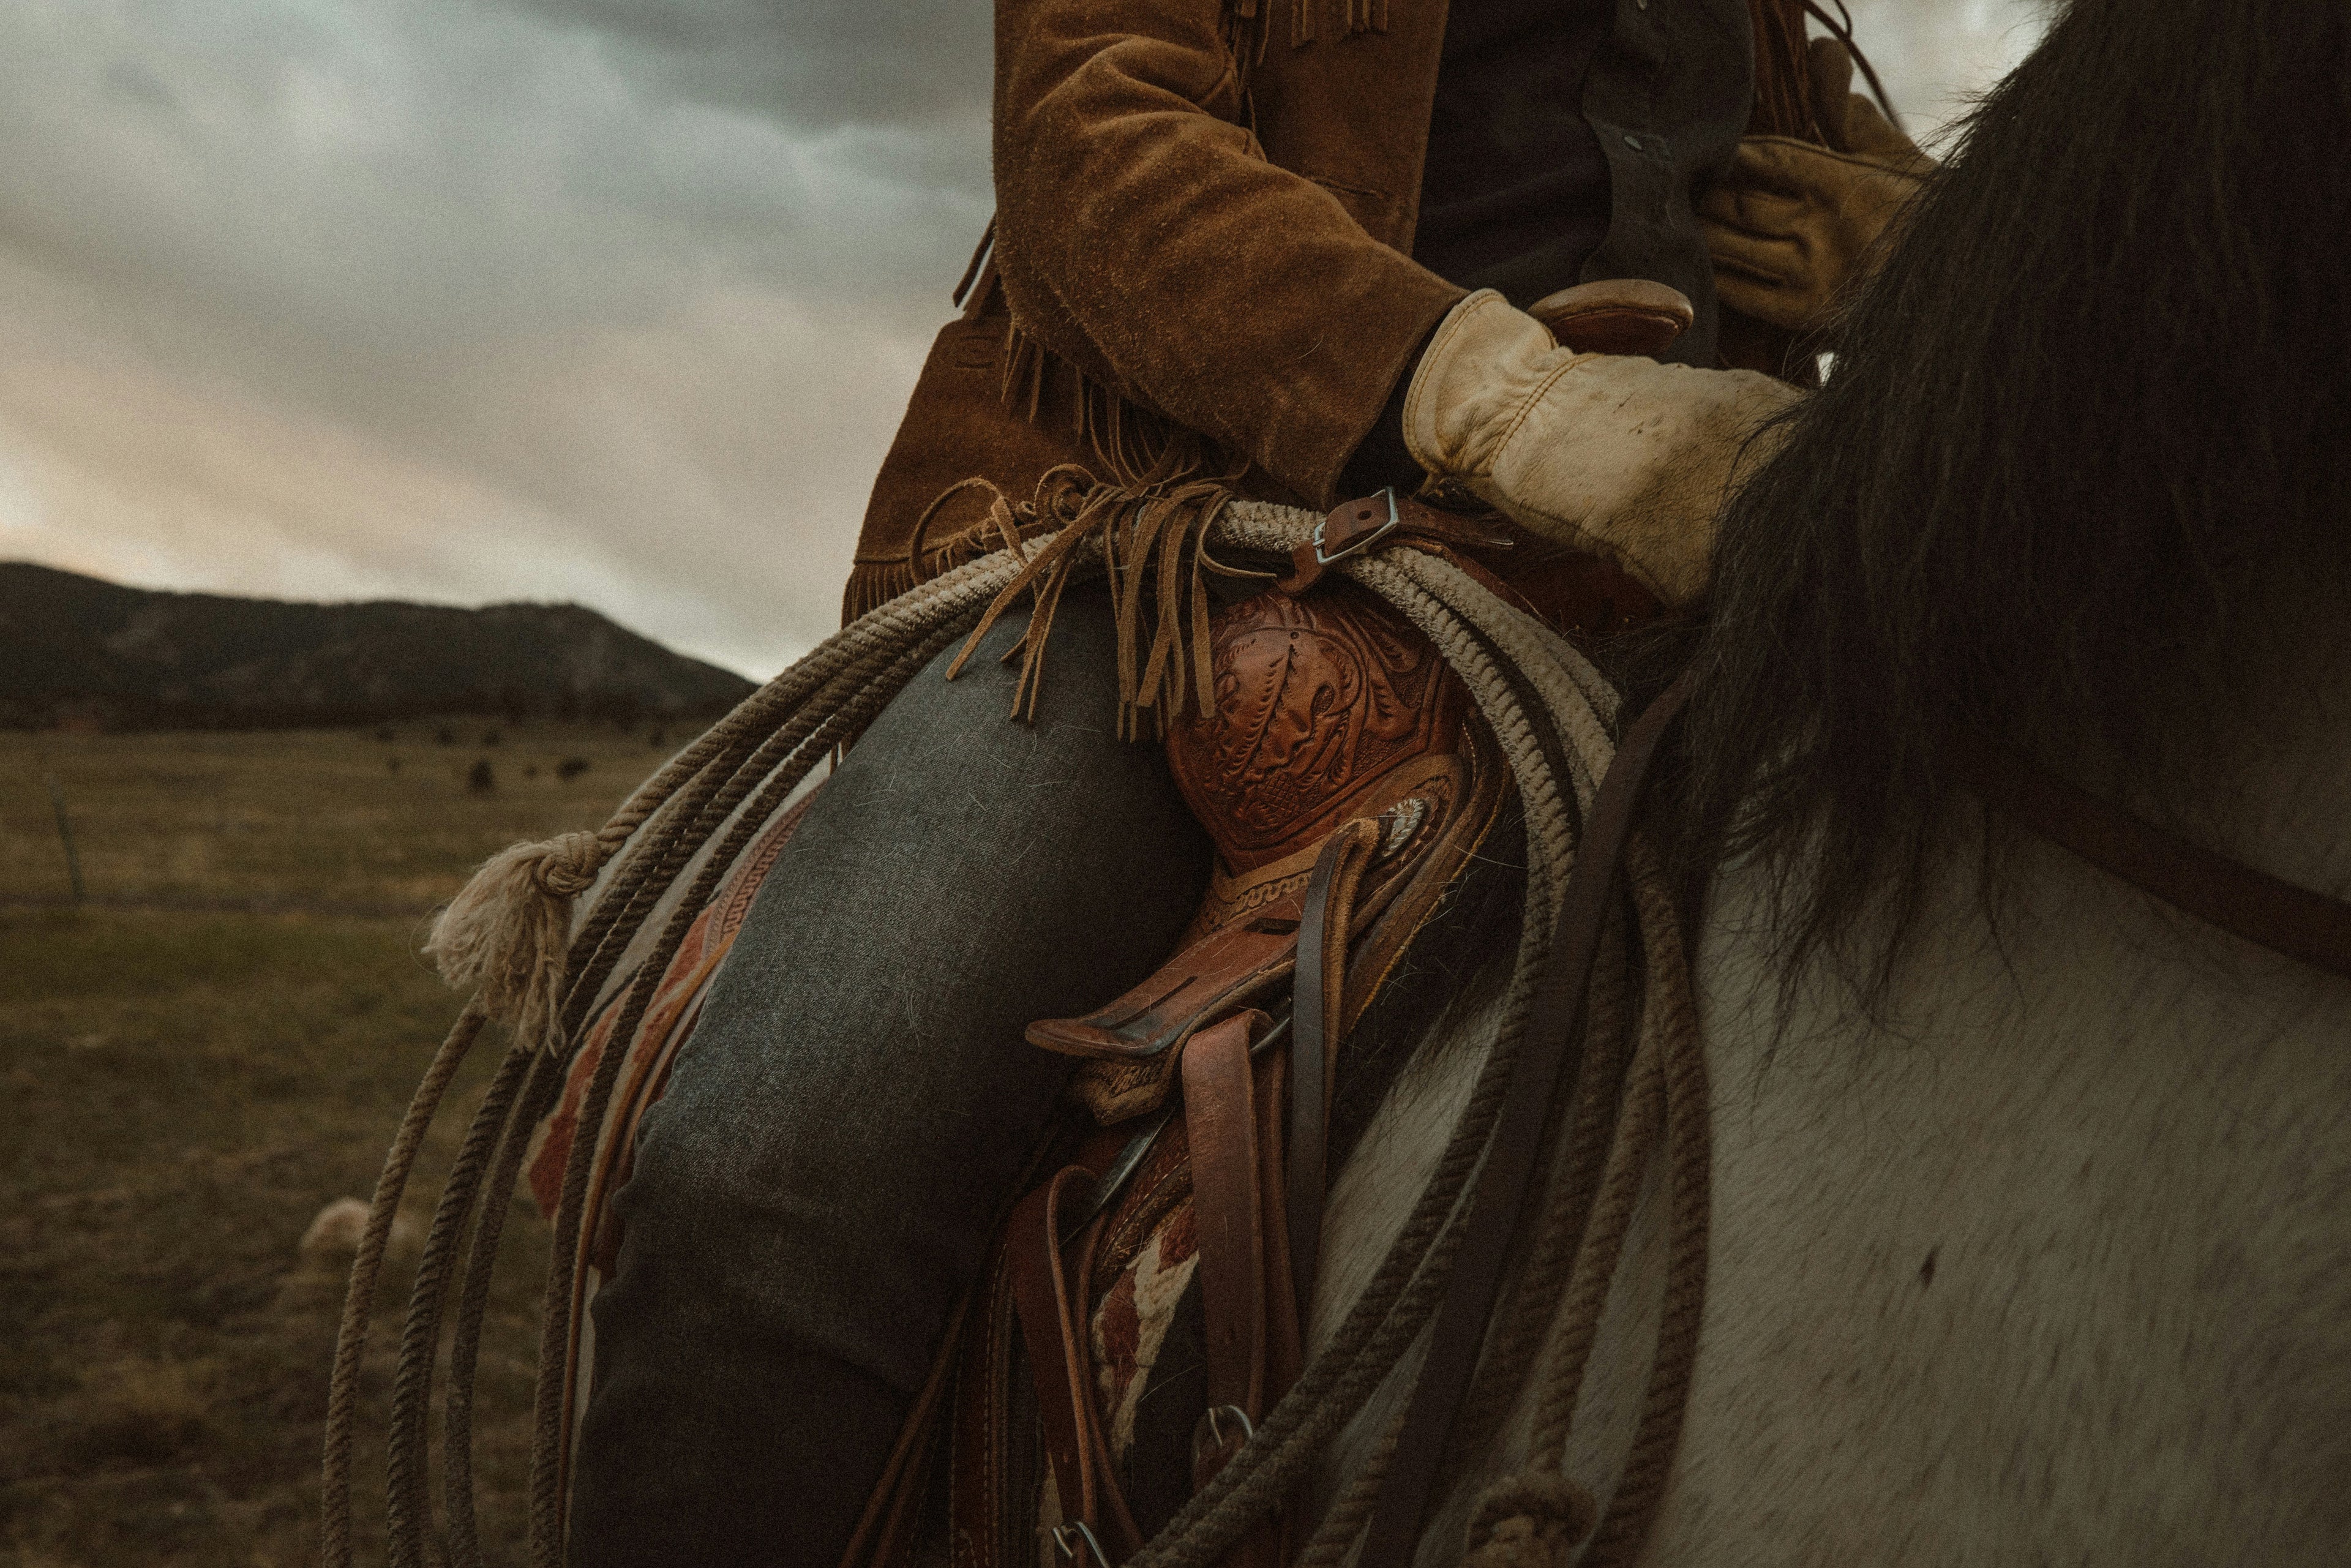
[1313,670,2351,1564]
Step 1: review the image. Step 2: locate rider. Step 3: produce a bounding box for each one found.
[570,2,1924,1562]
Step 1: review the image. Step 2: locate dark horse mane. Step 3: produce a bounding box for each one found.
[1664,0,2351,991]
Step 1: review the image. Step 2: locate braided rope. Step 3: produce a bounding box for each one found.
[322,1004,486,1568]
[386,1038,536,1563]
[445,1052,565,1568]
[329,488,1711,1568]
[1299,1403,1410,1566]
[1443,916,1635,1473]
[1439,831,1707,1568]
[326,534,1054,1565]
[1529,1013,1667,1460]
[1581,835,1711,1567]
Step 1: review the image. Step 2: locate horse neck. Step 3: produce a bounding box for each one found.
[1665,640,2351,1562]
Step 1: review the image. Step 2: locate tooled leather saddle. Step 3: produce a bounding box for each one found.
[837,282,1691,1568]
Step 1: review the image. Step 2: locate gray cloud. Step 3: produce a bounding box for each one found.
[1841,0,2050,148]
[505,0,994,130]
[0,0,2040,680]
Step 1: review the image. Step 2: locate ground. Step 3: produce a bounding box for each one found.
[0,719,683,1566]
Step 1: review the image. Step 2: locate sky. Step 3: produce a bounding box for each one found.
[0,0,2047,680]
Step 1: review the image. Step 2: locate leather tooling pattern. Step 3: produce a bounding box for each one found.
[1167,583,1466,874]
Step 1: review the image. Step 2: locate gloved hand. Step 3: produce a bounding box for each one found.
[1401,289,1801,605]
[1700,37,1935,334]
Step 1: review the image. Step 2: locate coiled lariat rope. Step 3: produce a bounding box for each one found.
[322,536,1048,1568]
[322,480,1707,1568]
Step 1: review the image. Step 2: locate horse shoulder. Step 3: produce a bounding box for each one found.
[1646,843,2351,1565]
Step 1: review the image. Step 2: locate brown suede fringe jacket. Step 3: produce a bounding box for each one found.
[842,0,1824,621]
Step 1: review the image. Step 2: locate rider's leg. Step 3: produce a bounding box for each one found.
[568,588,1207,1566]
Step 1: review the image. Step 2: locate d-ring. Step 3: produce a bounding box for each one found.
[1050,1521,1111,1567]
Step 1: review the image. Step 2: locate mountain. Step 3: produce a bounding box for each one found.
[0,562,757,730]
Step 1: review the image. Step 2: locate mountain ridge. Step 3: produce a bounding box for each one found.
[1,561,757,730]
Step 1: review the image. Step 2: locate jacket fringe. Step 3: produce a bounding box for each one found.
[942,469,1272,739]
[841,558,923,625]
[999,321,1221,496]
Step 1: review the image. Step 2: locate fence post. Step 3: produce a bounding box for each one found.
[44,773,85,904]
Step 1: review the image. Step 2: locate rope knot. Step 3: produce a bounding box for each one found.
[530,830,609,897]
[424,830,623,1052]
[1462,1471,1595,1568]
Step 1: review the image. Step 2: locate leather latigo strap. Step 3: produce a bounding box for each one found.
[1271,488,1515,598]
[1009,1165,1146,1558]
[996,812,1401,1563]
[1000,1010,1300,1567]
[1182,1016,1267,1454]
[950,1119,1131,1568]
[1179,1013,1295,1568]
[1280,486,1663,647]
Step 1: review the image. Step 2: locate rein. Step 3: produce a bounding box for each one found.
[1965,743,2351,981]
[1360,672,1698,1568]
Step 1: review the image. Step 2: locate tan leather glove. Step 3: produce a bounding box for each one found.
[1700,38,1935,334]
[1401,290,1801,605]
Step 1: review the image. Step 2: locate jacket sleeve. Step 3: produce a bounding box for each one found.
[992,0,1464,507]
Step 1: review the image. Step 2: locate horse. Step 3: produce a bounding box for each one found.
[1307,0,2351,1557]
[325,0,2347,1558]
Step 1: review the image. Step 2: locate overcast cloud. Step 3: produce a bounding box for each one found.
[0,0,2044,678]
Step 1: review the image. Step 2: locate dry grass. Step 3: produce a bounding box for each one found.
[1,720,680,914]
[0,720,677,1565]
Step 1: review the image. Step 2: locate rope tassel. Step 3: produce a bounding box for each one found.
[424,828,620,1052]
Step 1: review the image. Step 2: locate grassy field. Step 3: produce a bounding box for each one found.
[0,719,678,1566]
[1,721,687,913]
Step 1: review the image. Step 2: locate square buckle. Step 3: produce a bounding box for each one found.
[1312,486,1403,567]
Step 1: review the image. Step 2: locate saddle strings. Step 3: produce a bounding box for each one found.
[323,491,1704,1568]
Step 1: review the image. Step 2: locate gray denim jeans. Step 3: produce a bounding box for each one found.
[570,590,1208,1565]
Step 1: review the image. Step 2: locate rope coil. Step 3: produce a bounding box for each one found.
[324,481,1706,1568]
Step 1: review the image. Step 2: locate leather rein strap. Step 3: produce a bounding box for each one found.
[1359,670,1697,1568]
[1288,819,1384,1326]
[1964,742,2351,982]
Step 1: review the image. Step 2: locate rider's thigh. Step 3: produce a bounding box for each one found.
[569,586,1207,1567]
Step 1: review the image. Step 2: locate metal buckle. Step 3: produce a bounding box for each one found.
[1198,1403,1256,1452]
[1312,486,1403,566]
[1190,1403,1258,1480]
[1050,1521,1111,1567]
[1205,1403,1256,1445]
